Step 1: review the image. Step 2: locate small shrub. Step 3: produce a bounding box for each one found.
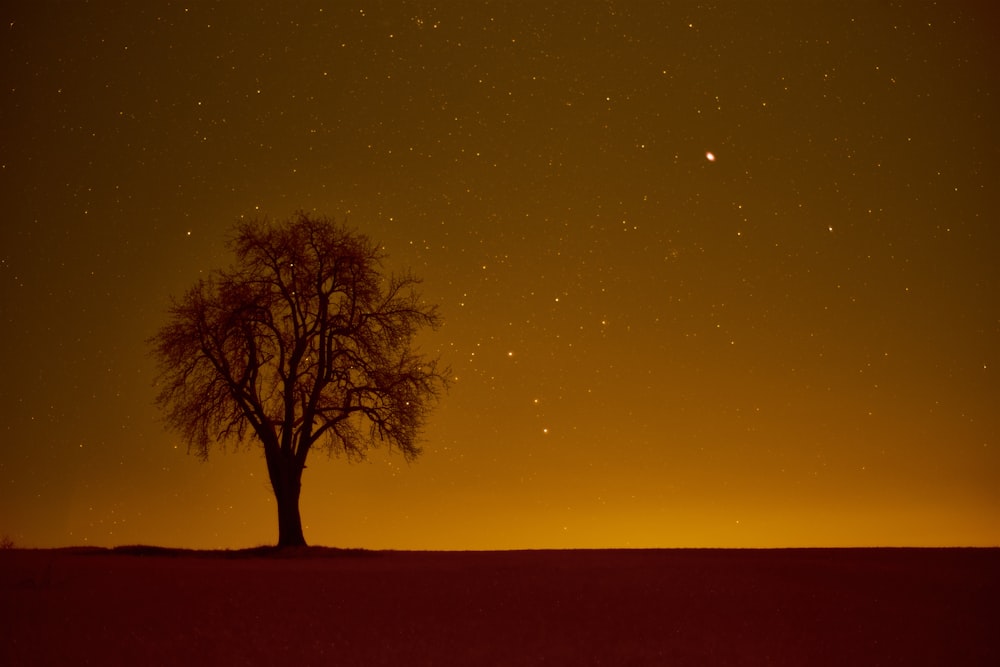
[0,534,15,549]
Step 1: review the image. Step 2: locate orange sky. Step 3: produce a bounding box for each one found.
[1,1,997,549]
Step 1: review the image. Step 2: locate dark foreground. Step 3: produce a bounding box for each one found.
[1,547,998,666]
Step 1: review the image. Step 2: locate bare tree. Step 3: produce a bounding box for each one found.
[150,213,447,547]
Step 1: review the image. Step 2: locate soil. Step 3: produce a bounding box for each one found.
[2,547,997,665]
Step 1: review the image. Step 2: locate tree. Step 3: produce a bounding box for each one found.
[150,213,447,547]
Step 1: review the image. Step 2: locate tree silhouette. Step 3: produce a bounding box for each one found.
[150,213,447,547]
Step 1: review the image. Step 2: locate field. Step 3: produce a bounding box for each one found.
[2,547,998,665]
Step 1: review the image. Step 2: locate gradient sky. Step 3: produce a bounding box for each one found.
[2,1,998,549]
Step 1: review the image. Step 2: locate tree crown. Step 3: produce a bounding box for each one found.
[150,213,447,465]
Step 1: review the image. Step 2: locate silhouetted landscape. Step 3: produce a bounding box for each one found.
[2,547,997,665]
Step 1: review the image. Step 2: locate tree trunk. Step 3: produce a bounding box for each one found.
[272,462,307,548]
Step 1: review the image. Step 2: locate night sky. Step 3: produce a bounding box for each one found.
[2,1,998,550]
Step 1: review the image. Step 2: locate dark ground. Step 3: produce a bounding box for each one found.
[1,547,998,665]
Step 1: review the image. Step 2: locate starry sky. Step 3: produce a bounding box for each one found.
[2,1,998,550]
